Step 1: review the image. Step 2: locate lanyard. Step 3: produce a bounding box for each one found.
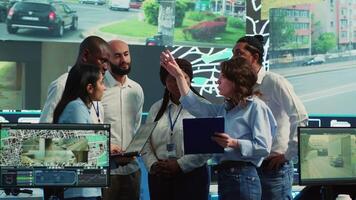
[91,101,101,123]
[168,104,182,136]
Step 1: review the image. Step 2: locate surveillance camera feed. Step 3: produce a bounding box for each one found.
[2,0,356,114]
[0,0,245,47]
[0,123,110,187]
[298,127,356,185]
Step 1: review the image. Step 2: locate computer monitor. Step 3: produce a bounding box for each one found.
[308,115,356,127]
[298,127,356,185]
[0,123,110,188]
[0,110,41,123]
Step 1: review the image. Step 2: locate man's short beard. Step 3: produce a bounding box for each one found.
[110,62,131,76]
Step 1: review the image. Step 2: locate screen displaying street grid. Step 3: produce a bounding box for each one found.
[0,124,110,168]
[298,127,356,185]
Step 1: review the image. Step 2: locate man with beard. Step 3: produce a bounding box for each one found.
[233,36,308,200]
[101,40,144,200]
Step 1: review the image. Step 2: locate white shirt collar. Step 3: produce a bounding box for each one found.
[104,71,132,88]
[167,99,181,108]
[256,66,267,85]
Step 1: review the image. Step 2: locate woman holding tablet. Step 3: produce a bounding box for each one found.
[160,53,276,200]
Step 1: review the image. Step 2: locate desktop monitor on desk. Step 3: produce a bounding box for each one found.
[0,110,41,124]
[298,127,356,185]
[308,115,356,128]
[0,123,110,188]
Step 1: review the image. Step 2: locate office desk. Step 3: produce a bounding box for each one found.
[0,188,43,200]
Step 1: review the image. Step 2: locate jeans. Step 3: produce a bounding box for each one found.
[258,161,294,200]
[217,165,261,200]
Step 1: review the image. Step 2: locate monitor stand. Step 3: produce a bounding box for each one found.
[43,187,64,200]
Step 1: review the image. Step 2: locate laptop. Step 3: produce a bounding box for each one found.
[111,122,157,157]
[183,117,225,154]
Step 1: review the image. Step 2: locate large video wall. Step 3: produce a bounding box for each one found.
[0,0,356,116]
[0,0,245,47]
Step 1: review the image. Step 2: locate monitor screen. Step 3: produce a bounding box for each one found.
[308,115,356,128]
[0,123,110,188]
[298,127,356,185]
[0,110,41,123]
[0,0,245,47]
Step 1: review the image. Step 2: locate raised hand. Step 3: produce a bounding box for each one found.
[160,50,190,96]
[160,50,183,78]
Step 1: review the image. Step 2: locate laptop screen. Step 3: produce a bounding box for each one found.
[123,122,157,156]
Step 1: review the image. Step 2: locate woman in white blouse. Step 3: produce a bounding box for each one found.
[142,58,210,200]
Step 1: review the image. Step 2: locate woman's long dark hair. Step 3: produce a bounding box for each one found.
[154,58,203,122]
[220,58,258,107]
[53,64,101,123]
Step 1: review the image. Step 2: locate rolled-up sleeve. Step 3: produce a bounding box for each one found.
[180,90,222,117]
[239,103,276,159]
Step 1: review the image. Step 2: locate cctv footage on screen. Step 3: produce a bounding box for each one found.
[299,128,356,185]
[0,127,110,187]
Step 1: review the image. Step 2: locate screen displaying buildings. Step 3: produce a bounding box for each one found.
[0,124,110,187]
[0,126,109,167]
[1,0,356,115]
[299,127,356,185]
[0,0,246,47]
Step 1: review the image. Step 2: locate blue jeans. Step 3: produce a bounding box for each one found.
[258,161,294,200]
[217,165,261,200]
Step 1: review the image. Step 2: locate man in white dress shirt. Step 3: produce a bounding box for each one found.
[101,40,144,200]
[233,35,308,200]
[40,35,111,123]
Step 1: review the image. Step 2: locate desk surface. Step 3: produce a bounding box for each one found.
[0,189,43,200]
